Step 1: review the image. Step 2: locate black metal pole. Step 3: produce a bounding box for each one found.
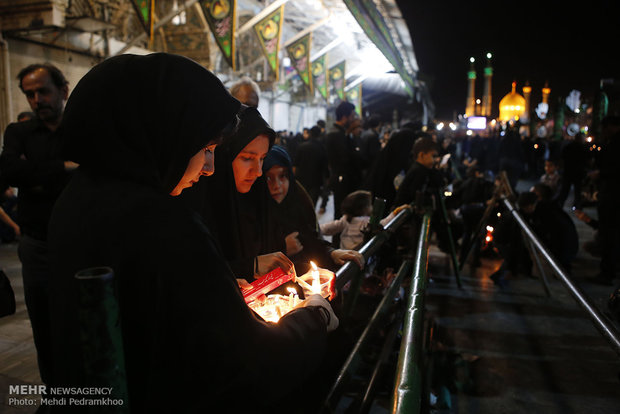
[502,198,620,357]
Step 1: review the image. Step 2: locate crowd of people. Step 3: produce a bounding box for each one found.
[0,53,618,412]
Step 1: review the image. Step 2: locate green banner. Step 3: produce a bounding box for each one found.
[131,0,153,37]
[311,54,329,101]
[346,84,362,117]
[286,33,312,94]
[343,0,414,97]
[201,0,236,69]
[253,5,284,80]
[330,61,346,102]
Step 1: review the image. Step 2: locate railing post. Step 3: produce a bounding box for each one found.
[391,211,432,414]
[75,267,129,411]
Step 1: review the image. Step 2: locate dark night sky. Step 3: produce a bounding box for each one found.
[396,0,619,120]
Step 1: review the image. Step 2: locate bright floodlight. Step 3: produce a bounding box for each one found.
[486,52,492,59]
[470,57,475,63]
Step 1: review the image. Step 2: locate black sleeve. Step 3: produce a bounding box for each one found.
[143,213,329,411]
[0,122,65,188]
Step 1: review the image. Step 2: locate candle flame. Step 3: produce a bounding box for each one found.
[310,261,318,271]
[287,287,297,295]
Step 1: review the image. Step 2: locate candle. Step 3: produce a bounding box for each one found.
[287,287,297,307]
[310,261,320,294]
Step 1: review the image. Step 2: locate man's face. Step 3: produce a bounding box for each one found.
[233,85,258,107]
[21,68,68,123]
[544,161,556,175]
[417,150,439,169]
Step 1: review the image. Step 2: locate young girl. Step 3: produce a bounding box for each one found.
[320,190,409,250]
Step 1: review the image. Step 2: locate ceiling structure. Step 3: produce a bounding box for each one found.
[0,0,433,120]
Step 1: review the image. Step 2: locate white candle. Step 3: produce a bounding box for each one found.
[310,261,320,294]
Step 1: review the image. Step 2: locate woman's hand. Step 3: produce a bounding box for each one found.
[392,204,411,215]
[285,231,303,256]
[236,279,252,290]
[255,252,294,277]
[295,294,339,332]
[330,249,365,269]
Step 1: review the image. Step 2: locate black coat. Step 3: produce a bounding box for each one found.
[48,54,327,413]
[0,118,71,240]
[294,139,328,192]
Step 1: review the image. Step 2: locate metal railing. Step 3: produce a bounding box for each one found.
[501,197,620,357]
[391,211,433,414]
[335,205,413,320]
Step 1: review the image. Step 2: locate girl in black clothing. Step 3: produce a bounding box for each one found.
[262,145,364,275]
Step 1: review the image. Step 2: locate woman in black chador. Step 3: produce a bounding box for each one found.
[200,106,294,281]
[47,53,337,413]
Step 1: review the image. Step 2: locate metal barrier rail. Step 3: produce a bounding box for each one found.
[322,260,413,413]
[391,211,433,414]
[502,197,620,357]
[335,205,412,292]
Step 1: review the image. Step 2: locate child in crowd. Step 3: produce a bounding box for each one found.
[320,190,409,250]
[540,159,561,198]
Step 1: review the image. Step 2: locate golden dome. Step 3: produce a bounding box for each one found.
[499,82,526,121]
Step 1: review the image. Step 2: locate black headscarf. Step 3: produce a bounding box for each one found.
[60,53,240,193]
[203,106,280,278]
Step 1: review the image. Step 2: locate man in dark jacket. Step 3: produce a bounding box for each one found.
[359,114,381,177]
[0,63,76,386]
[325,101,360,219]
[294,126,328,206]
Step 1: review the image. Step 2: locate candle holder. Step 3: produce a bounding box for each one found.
[247,288,301,323]
[297,266,335,300]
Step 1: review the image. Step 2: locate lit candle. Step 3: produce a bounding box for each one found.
[287,287,297,308]
[310,261,320,294]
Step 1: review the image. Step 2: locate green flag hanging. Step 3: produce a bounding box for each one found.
[312,54,329,101]
[343,0,415,97]
[201,0,236,69]
[346,84,362,117]
[330,61,346,102]
[253,5,284,80]
[286,33,312,94]
[131,0,154,38]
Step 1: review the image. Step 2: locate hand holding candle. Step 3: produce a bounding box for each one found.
[297,261,336,300]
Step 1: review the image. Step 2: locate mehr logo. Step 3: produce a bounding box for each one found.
[9,385,47,395]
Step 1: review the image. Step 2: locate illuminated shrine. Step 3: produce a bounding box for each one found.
[499,82,526,121]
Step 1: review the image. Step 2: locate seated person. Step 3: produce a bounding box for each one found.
[262,145,364,274]
[47,53,337,413]
[454,166,494,264]
[320,190,407,250]
[520,187,579,273]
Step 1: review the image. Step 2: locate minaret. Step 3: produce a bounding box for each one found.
[465,57,476,117]
[481,52,493,117]
[522,82,532,122]
[542,82,551,104]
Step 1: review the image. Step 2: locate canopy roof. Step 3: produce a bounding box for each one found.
[0,0,433,118]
